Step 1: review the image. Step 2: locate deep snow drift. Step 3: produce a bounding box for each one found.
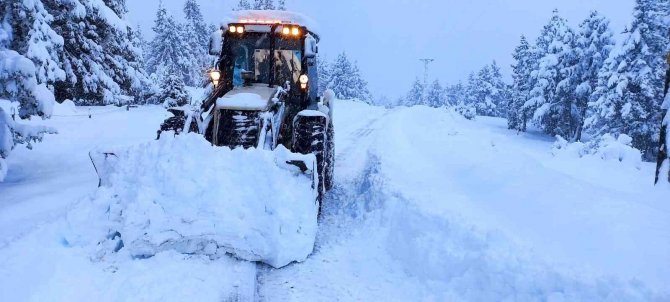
[0,100,669,301]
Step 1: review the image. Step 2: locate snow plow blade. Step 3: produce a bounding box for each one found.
[87,134,319,268]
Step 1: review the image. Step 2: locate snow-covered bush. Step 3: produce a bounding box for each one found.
[552,134,642,169]
[0,106,57,182]
[159,74,191,108]
[454,102,477,120]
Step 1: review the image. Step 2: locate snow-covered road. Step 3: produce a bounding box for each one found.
[1,100,668,301]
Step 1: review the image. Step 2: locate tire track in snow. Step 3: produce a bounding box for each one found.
[252,108,392,301]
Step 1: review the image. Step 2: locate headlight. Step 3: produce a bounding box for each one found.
[210,70,221,87]
[282,27,291,35]
[237,26,244,34]
[229,26,237,33]
[291,27,300,36]
[299,74,308,90]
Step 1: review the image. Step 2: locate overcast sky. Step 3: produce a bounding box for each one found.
[127,0,635,99]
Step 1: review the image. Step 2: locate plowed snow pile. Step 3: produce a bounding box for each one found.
[65,134,318,268]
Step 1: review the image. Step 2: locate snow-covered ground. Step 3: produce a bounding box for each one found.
[1,100,668,301]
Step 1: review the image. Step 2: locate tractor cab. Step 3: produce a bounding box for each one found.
[207,11,320,110]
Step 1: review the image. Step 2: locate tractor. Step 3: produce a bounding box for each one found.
[158,11,334,206]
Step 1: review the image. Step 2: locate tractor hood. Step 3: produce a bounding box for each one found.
[216,84,277,111]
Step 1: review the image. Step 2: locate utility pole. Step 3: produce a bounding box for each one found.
[419,58,435,88]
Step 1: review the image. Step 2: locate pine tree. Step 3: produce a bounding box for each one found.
[262,0,276,10]
[489,61,508,117]
[45,0,151,105]
[317,55,332,94]
[587,0,670,159]
[656,58,669,184]
[278,0,286,10]
[468,65,500,117]
[236,0,252,10]
[444,82,465,107]
[160,71,191,108]
[253,0,263,10]
[147,3,199,86]
[328,52,371,102]
[508,36,535,131]
[404,78,425,106]
[526,10,579,138]
[184,0,210,79]
[425,79,444,107]
[464,72,478,109]
[1,0,63,118]
[573,11,614,141]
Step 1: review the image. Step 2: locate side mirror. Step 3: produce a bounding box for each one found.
[304,34,318,59]
[209,29,223,56]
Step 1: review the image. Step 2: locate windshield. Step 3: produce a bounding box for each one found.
[227,32,303,88]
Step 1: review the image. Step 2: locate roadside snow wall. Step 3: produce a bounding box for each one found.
[66,134,318,268]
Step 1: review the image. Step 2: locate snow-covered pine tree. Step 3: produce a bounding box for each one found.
[587,0,670,159]
[261,0,276,10]
[526,10,579,138]
[147,3,199,87]
[444,82,465,107]
[160,70,191,108]
[656,54,669,184]
[253,0,263,10]
[425,79,445,108]
[404,78,425,107]
[508,36,535,131]
[104,0,153,104]
[464,71,478,109]
[184,0,210,82]
[489,61,508,117]
[0,0,63,118]
[47,0,150,105]
[277,0,286,10]
[0,1,58,181]
[468,65,500,117]
[235,0,252,10]
[317,55,332,95]
[572,11,614,141]
[328,52,372,102]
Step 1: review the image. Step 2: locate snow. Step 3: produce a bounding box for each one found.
[68,134,317,268]
[552,134,643,169]
[52,100,78,116]
[0,101,669,300]
[222,10,321,36]
[32,84,55,118]
[216,84,275,110]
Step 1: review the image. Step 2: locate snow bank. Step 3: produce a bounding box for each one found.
[65,134,318,268]
[552,134,642,169]
[52,99,78,116]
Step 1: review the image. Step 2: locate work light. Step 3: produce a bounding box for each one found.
[299,74,308,89]
[210,70,221,87]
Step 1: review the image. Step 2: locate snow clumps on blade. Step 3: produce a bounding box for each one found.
[65,134,318,268]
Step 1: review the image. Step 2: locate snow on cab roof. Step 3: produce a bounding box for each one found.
[222,10,320,36]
